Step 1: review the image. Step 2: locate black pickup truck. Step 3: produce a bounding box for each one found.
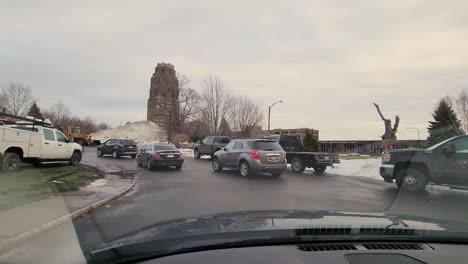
[263,135,340,174]
[380,135,468,192]
[194,136,231,159]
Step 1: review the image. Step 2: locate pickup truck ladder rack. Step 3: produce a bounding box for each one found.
[0,111,60,130]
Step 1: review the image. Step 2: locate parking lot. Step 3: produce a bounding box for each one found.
[5,146,468,261]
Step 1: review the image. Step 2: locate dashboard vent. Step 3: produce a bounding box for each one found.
[362,243,426,250]
[294,226,352,236]
[297,244,357,252]
[359,226,416,236]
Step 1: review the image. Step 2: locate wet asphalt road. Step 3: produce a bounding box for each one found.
[4,147,468,263]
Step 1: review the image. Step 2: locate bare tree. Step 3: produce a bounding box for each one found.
[177,74,201,127]
[0,82,35,116]
[227,96,264,137]
[200,75,231,135]
[454,90,468,134]
[43,100,71,126]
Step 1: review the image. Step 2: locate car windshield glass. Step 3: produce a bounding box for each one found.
[247,141,283,151]
[154,144,177,150]
[120,140,137,145]
[427,137,457,150]
[5,2,468,263]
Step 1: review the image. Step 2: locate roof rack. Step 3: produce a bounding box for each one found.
[0,110,56,129]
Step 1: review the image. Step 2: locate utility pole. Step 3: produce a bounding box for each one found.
[268,100,283,134]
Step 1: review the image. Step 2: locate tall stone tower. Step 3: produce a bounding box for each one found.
[147,63,179,138]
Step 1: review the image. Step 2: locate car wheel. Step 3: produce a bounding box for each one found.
[212,157,223,172]
[69,151,81,166]
[97,149,103,157]
[147,160,153,170]
[194,149,201,159]
[271,171,282,178]
[397,168,428,192]
[291,158,305,173]
[313,164,327,174]
[112,150,119,159]
[175,165,182,170]
[131,154,136,159]
[2,152,21,172]
[239,161,253,177]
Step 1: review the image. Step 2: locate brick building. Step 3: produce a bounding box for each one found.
[320,139,428,155]
[147,63,179,138]
[262,128,319,141]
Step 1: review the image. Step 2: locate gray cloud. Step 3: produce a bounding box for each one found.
[1,0,467,139]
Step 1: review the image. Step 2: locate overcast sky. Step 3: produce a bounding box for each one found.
[1,0,467,140]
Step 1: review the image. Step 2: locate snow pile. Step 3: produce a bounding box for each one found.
[90,121,167,145]
[329,158,382,180]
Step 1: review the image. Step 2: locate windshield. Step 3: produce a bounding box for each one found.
[2,1,468,263]
[247,141,283,151]
[427,136,457,150]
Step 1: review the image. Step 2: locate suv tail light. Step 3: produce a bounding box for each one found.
[251,150,260,160]
[153,153,161,158]
[382,153,391,163]
[180,153,185,158]
[282,152,287,159]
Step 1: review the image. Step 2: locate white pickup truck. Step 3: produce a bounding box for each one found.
[0,125,83,171]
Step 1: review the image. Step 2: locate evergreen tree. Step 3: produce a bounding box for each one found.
[218,117,231,137]
[427,98,463,146]
[303,129,320,152]
[27,102,43,119]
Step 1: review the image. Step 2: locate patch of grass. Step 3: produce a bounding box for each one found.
[339,155,381,160]
[0,164,100,210]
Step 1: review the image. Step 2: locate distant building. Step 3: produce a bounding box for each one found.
[320,139,428,155]
[147,63,179,138]
[261,128,319,141]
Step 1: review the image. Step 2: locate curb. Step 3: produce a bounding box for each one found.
[0,176,137,252]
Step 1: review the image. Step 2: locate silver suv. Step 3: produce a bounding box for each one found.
[212,139,286,177]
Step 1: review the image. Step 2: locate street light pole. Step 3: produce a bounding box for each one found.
[268,100,283,134]
[405,127,420,141]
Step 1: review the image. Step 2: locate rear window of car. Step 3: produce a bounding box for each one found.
[247,141,283,151]
[119,140,137,145]
[154,144,178,151]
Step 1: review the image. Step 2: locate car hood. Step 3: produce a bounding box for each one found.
[89,210,468,262]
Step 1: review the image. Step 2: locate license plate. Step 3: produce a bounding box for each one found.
[167,154,174,158]
[324,156,329,160]
[269,156,279,161]
[128,146,133,148]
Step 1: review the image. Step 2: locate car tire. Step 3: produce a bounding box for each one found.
[397,168,428,192]
[147,159,153,171]
[97,149,103,157]
[271,171,282,178]
[2,152,21,172]
[69,151,81,166]
[313,164,327,174]
[239,161,254,177]
[194,149,201,159]
[112,150,119,159]
[212,157,223,172]
[175,165,182,170]
[131,154,136,159]
[291,158,306,173]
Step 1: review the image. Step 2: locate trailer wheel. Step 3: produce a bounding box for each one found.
[313,164,327,174]
[291,157,306,173]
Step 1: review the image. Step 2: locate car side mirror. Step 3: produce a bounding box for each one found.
[443,143,456,154]
[223,147,228,151]
[68,138,74,143]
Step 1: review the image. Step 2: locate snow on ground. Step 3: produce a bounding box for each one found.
[90,121,167,145]
[328,158,382,180]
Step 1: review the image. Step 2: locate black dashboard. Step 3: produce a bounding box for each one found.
[141,242,468,264]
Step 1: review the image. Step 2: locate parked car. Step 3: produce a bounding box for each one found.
[211,139,286,177]
[263,135,340,174]
[137,143,184,170]
[97,138,138,158]
[380,135,468,192]
[0,116,83,171]
[194,136,231,159]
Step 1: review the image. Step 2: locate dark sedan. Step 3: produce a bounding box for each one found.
[137,143,184,170]
[97,138,138,158]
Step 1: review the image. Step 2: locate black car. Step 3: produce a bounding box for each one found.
[194,136,231,159]
[380,135,468,192]
[137,143,184,170]
[97,138,138,158]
